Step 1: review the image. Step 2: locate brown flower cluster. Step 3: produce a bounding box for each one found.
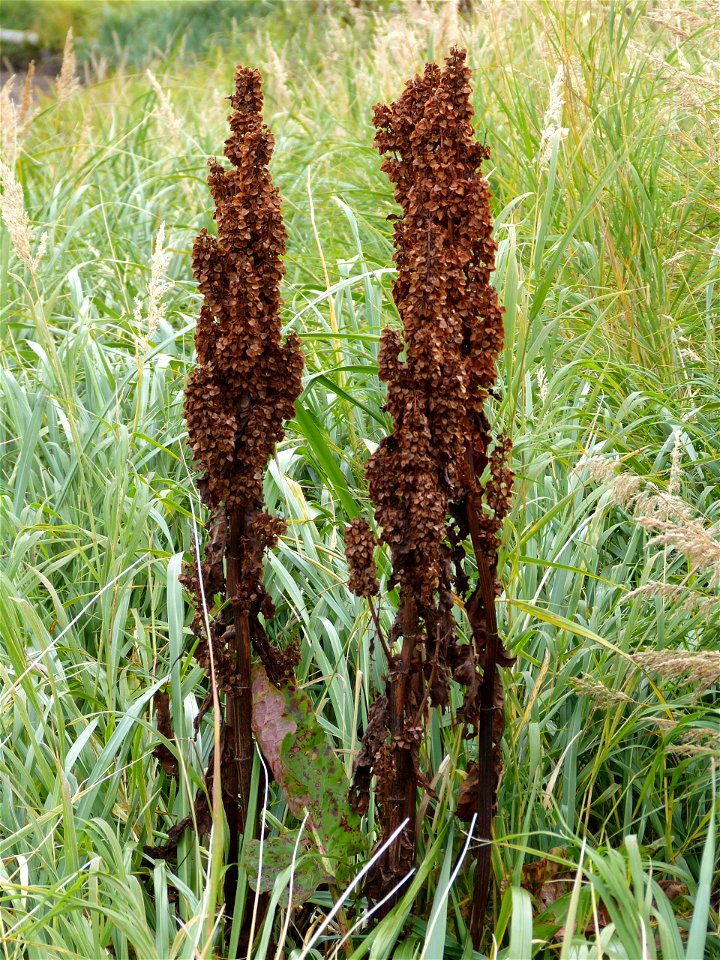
[348,49,514,926]
[185,65,303,515]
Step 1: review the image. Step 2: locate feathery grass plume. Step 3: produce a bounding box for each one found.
[565,54,587,103]
[135,222,171,352]
[648,717,719,756]
[627,38,720,135]
[621,581,717,616]
[373,19,423,100]
[639,517,720,586]
[349,47,513,943]
[181,64,304,918]
[19,63,35,137]
[57,29,80,104]
[0,161,47,274]
[538,64,568,169]
[262,43,291,110]
[145,71,194,208]
[0,69,33,160]
[0,77,18,161]
[668,429,683,495]
[578,458,720,612]
[536,365,549,404]
[146,70,183,145]
[644,3,707,40]
[568,675,633,707]
[633,650,720,695]
[373,1,465,100]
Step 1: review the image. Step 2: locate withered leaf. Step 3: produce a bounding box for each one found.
[153,689,179,779]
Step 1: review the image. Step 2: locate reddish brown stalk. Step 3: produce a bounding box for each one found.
[346,49,513,943]
[182,65,303,923]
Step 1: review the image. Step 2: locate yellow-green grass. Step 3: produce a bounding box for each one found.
[0,2,718,958]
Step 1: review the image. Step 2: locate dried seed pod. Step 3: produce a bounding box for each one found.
[185,66,304,515]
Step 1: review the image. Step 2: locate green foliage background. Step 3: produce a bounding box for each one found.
[0,1,718,958]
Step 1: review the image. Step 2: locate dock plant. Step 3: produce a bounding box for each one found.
[182,63,304,914]
[346,47,514,941]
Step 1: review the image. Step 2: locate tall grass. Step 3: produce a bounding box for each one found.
[0,2,718,958]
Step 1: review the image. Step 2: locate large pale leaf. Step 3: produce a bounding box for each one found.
[251,664,366,885]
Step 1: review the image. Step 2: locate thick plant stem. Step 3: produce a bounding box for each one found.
[379,591,419,906]
[466,464,502,943]
[471,589,499,941]
[224,508,254,914]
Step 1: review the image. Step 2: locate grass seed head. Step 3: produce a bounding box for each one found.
[0,160,46,273]
[19,62,35,136]
[57,29,80,104]
[539,64,568,169]
[146,70,183,144]
[135,222,171,351]
[569,675,633,707]
[633,649,720,693]
[0,77,18,161]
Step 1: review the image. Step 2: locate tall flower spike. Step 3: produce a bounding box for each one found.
[186,66,304,516]
[352,49,513,942]
[183,64,304,920]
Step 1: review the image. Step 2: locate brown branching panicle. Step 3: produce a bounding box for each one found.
[177,65,303,918]
[346,48,513,943]
[185,66,303,517]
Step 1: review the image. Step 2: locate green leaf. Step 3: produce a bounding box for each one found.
[293,399,359,518]
[251,665,366,882]
[686,781,716,960]
[244,835,331,908]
